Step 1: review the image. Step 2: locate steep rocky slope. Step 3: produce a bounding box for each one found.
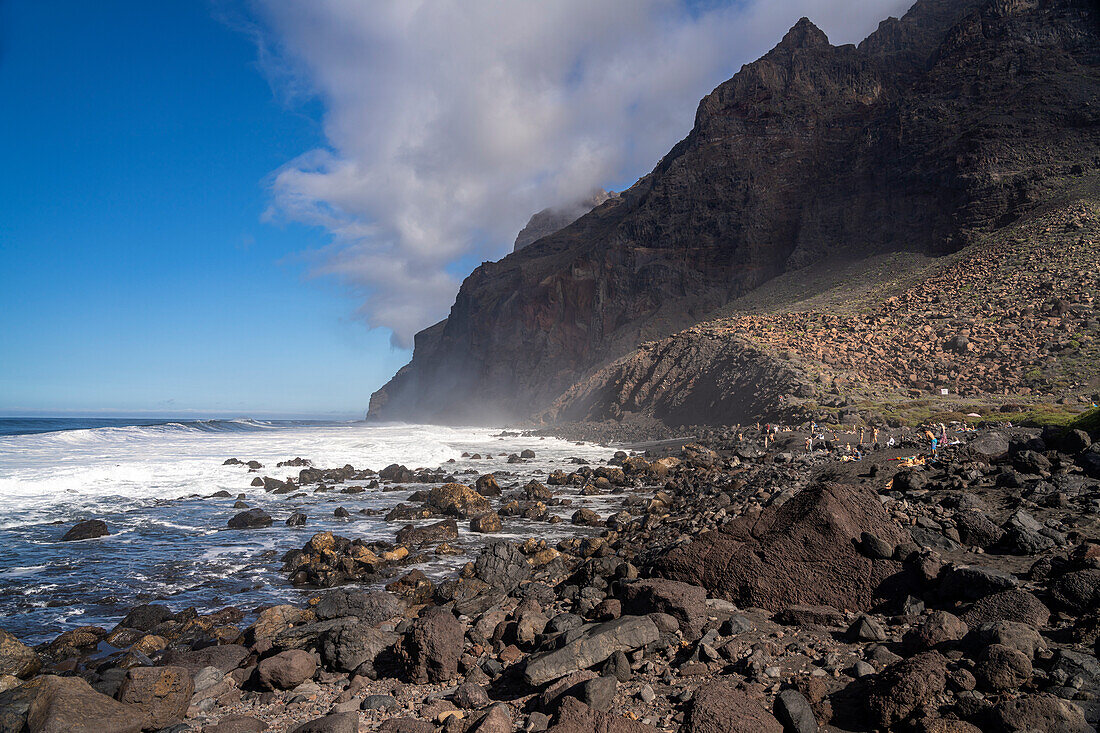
[369,0,1100,425]
[543,187,1100,426]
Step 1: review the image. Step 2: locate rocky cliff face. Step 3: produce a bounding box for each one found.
[369,0,1100,425]
[513,190,614,253]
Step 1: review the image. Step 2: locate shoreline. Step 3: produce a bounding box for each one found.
[1,417,1098,732]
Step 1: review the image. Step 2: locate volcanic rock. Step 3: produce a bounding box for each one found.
[652,481,909,611]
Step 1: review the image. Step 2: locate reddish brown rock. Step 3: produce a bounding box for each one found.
[866,651,949,729]
[687,680,783,733]
[653,482,910,611]
[116,665,193,729]
[546,696,659,733]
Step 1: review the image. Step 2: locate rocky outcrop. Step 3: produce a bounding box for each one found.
[651,481,911,611]
[513,189,614,252]
[369,0,1100,425]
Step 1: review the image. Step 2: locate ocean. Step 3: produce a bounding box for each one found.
[0,417,618,643]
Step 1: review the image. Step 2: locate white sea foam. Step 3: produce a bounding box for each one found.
[0,422,523,527]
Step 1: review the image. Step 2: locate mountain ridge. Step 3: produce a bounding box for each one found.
[369,0,1100,426]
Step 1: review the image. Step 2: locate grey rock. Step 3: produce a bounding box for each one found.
[524,615,659,685]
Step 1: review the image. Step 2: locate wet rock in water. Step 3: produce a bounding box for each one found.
[115,665,193,729]
[256,649,317,690]
[427,483,492,517]
[571,508,601,526]
[0,674,146,733]
[653,481,910,611]
[866,651,948,729]
[0,629,40,679]
[688,680,782,733]
[227,508,272,529]
[396,518,459,546]
[287,511,307,527]
[289,711,359,733]
[314,589,403,625]
[524,615,659,686]
[475,474,502,496]
[116,604,172,633]
[471,511,503,533]
[398,606,463,684]
[546,696,658,733]
[61,519,109,541]
[334,507,350,518]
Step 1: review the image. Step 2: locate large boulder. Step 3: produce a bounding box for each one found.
[1048,569,1100,614]
[395,519,459,546]
[866,651,948,729]
[398,606,463,684]
[618,579,707,637]
[427,483,491,517]
[256,649,317,690]
[525,616,659,686]
[0,629,40,679]
[117,604,173,632]
[161,644,250,674]
[320,621,399,675]
[115,665,193,730]
[475,542,531,592]
[652,482,910,611]
[962,589,1050,628]
[989,694,1088,732]
[687,681,783,733]
[0,674,146,733]
[314,589,403,625]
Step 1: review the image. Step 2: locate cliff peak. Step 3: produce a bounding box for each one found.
[776,17,830,51]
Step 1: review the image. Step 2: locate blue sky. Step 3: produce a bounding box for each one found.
[0,1,410,417]
[0,0,905,418]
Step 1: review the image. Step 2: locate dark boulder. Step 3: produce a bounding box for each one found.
[652,481,910,611]
[474,542,531,592]
[688,680,782,733]
[396,518,458,546]
[227,508,272,529]
[866,651,948,729]
[398,606,463,684]
[61,519,109,541]
[314,589,403,625]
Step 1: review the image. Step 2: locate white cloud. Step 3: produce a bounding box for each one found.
[246,0,910,347]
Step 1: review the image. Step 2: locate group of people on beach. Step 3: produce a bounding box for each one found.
[733,418,976,463]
